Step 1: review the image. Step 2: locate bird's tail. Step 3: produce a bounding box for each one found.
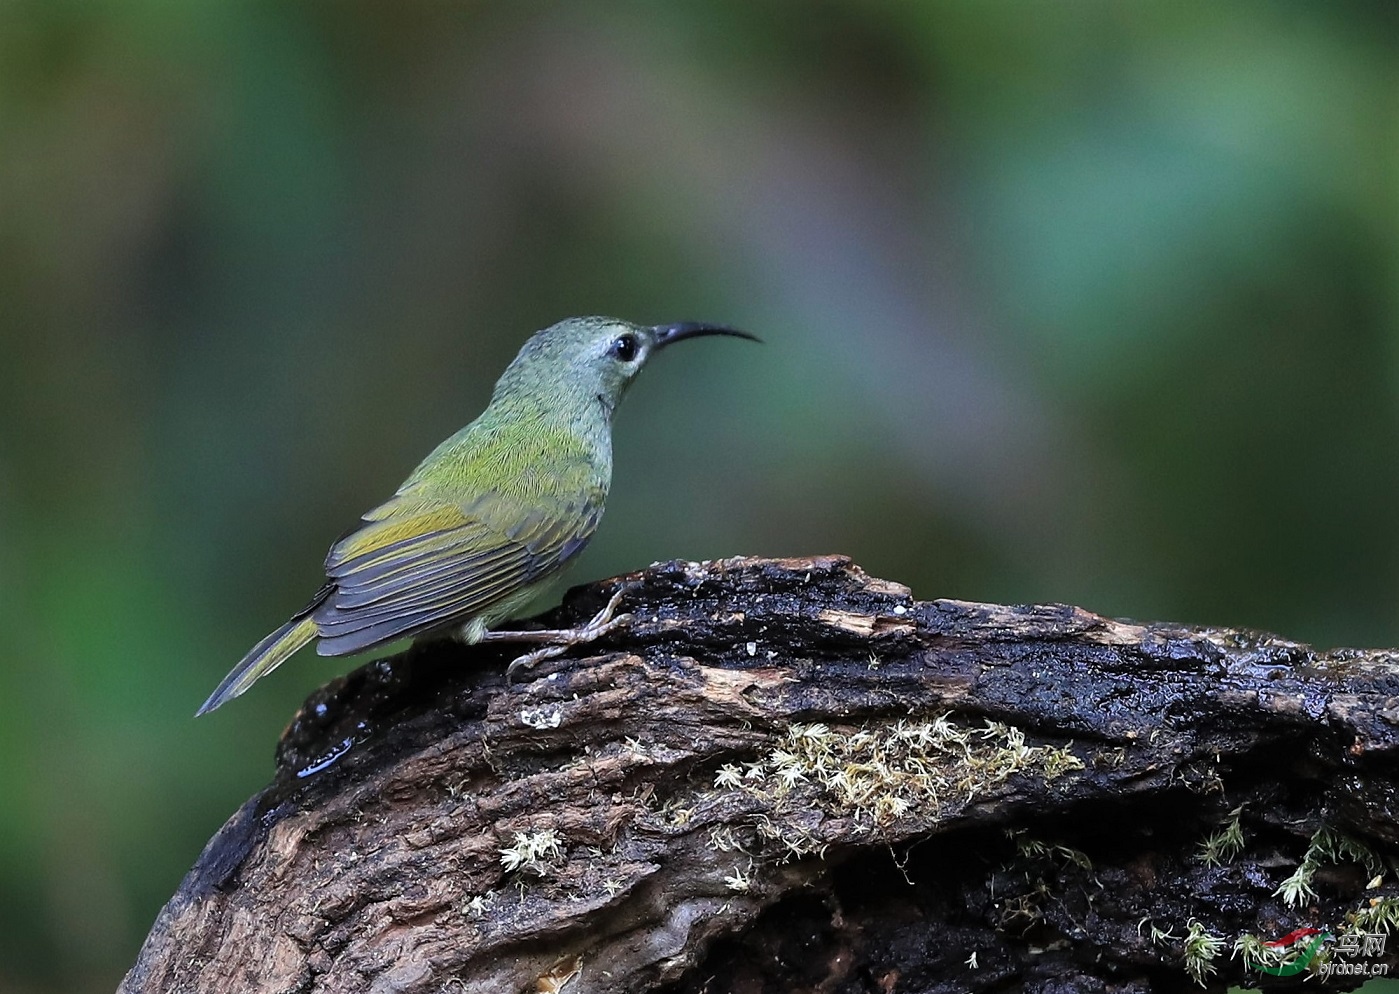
[196,613,319,716]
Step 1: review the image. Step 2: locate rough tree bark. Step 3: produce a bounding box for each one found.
[122,556,1399,994]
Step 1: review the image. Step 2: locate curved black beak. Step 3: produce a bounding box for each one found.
[651,322,761,350]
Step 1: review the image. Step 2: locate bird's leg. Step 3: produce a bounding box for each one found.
[477,588,632,681]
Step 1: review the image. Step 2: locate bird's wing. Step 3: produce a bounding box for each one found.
[312,485,601,656]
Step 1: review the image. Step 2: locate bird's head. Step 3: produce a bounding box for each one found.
[495,316,759,416]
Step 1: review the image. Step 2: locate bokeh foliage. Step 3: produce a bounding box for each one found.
[1,2,1396,991]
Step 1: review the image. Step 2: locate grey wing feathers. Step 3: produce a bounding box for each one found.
[311,499,601,657]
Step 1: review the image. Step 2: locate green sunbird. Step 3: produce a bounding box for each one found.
[197,316,757,715]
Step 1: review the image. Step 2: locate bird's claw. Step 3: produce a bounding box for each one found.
[505,586,633,682]
[505,644,567,681]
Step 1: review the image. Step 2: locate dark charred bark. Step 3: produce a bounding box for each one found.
[121,556,1399,993]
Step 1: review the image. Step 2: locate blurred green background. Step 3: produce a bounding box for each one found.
[2,2,1397,991]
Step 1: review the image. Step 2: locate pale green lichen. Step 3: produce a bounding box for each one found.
[499,828,564,875]
[1139,917,1179,946]
[723,861,754,892]
[714,715,1082,831]
[1275,825,1385,908]
[1274,862,1319,909]
[1142,916,1224,986]
[462,890,495,918]
[1196,805,1245,867]
[1232,932,1292,972]
[1009,829,1093,871]
[1182,918,1225,986]
[984,832,1098,931]
[1344,895,1399,936]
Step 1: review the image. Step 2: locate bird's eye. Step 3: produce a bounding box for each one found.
[610,334,639,362]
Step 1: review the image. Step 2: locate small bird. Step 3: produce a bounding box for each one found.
[197,316,757,714]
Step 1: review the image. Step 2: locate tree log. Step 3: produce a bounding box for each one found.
[121,555,1399,993]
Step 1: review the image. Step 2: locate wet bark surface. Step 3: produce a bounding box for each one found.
[121,556,1399,993]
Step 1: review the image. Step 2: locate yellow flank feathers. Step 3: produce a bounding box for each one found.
[327,501,471,568]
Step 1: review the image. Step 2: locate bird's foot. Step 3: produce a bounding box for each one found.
[486,588,633,682]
